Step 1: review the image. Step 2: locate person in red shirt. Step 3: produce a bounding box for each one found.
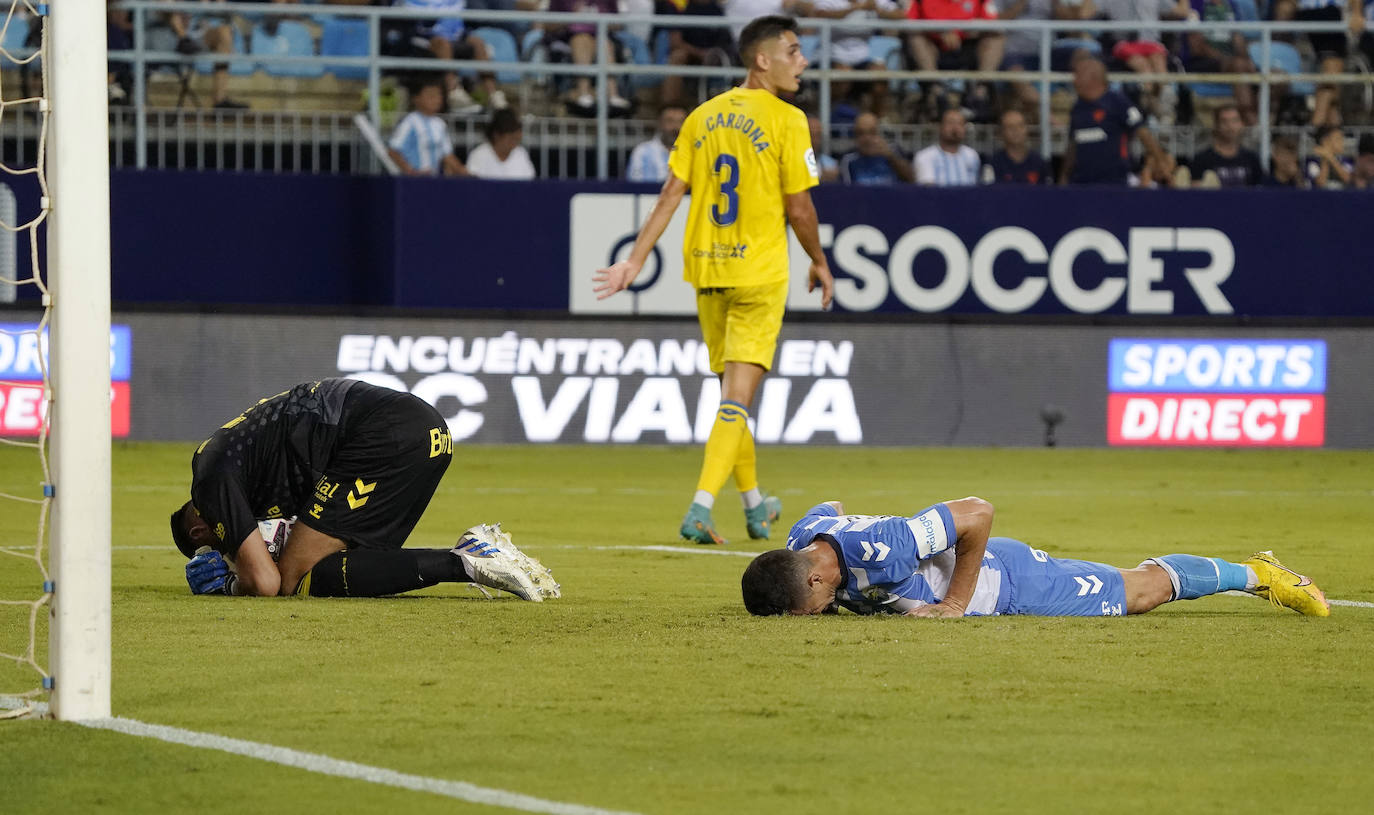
[903,0,1005,120]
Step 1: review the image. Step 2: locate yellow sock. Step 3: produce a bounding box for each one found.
[695,401,750,498]
[733,419,758,495]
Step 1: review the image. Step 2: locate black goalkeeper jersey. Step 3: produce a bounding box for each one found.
[189,378,406,555]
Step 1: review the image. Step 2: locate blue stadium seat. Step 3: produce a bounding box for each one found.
[652,28,670,64]
[193,27,254,77]
[618,31,656,91]
[868,35,901,67]
[321,18,370,80]
[0,15,30,70]
[252,20,323,79]
[470,27,522,84]
[1250,40,1314,95]
[1192,80,1234,98]
[1231,0,1262,39]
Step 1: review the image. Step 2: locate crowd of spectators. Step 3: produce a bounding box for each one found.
[89,0,1374,187]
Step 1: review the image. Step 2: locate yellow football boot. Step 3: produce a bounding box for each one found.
[1242,551,1331,617]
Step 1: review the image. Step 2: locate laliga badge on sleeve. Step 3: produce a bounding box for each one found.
[804,148,819,179]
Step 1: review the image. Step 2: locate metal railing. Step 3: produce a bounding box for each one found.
[13,3,1373,175]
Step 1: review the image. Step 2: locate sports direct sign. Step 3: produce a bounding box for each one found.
[0,323,132,437]
[1106,339,1326,446]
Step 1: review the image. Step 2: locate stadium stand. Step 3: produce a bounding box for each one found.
[320,17,371,80]
[253,19,325,79]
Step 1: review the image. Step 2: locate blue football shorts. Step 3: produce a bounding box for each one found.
[989,538,1127,617]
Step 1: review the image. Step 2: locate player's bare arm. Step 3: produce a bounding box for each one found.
[231,528,281,597]
[1136,128,1176,183]
[593,174,689,299]
[783,190,833,309]
[907,496,994,618]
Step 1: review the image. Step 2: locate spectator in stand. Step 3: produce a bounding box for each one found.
[1059,55,1175,185]
[982,108,1051,184]
[797,0,907,118]
[467,0,540,42]
[467,108,538,178]
[1272,0,1364,127]
[547,0,633,116]
[626,104,688,182]
[999,0,1083,109]
[903,0,1005,121]
[1306,125,1354,189]
[1263,136,1308,188]
[153,0,248,109]
[1352,134,1374,190]
[108,2,134,104]
[657,0,734,107]
[387,75,470,176]
[809,113,841,182]
[838,112,915,184]
[1097,0,1193,123]
[1188,104,1262,187]
[1184,0,1257,125]
[723,0,803,41]
[914,108,980,185]
[389,0,508,114]
[1362,0,1374,72]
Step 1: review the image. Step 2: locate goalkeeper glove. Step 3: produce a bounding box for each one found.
[186,547,237,595]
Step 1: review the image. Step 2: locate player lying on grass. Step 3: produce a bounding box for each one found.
[170,378,558,601]
[741,498,1330,618]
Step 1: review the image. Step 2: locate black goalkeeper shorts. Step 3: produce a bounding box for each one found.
[300,390,453,549]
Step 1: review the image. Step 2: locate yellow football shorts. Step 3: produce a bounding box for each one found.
[695,281,788,374]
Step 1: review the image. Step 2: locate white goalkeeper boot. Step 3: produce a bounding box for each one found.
[452,523,560,602]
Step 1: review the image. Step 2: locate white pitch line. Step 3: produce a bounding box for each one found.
[0,697,639,815]
[19,545,1374,606]
[590,544,760,558]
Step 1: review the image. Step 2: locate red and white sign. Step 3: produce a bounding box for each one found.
[0,382,130,437]
[1107,394,1324,447]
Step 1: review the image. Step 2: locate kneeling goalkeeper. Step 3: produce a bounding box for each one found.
[170,378,556,601]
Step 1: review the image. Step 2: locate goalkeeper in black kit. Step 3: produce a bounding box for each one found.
[170,378,558,601]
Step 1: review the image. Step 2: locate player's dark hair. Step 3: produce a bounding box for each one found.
[737,15,798,70]
[170,501,197,560]
[486,108,522,141]
[741,549,812,616]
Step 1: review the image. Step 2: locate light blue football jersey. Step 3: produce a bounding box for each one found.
[785,502,1010,615]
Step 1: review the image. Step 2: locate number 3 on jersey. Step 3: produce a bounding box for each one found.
[711,153,739,227]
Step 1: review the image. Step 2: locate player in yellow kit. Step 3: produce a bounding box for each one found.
[593,15,833,544]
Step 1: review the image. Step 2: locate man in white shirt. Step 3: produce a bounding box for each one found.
[798,0,906,116]
[466,109,537,179]
[626,104,688,182]
[723,0,802,40]
[913,108,980,186]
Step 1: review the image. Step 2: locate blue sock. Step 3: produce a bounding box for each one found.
[1151,554,1250,601]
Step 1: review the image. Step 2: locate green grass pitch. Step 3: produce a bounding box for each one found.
[2,443,1373,814]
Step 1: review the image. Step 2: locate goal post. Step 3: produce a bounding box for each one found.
[47,0,112,721]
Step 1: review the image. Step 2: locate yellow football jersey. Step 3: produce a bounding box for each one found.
[667,87,818,289]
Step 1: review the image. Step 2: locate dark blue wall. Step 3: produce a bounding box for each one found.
[6,170,1370,317]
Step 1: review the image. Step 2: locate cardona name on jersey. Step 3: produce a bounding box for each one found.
[703,112,771,153]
